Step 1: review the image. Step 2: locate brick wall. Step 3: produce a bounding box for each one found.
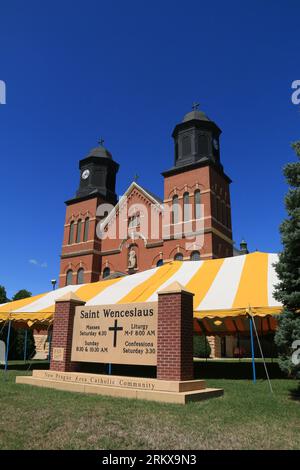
[50,295,85,372]
[157,284,194,381]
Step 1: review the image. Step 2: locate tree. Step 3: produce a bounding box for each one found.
[0,285,9,304]
[12,289,32,301]
[274,141,300,378]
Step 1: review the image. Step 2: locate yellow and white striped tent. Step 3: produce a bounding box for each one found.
[0,252,282,334]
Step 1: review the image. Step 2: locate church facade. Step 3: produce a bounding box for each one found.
[59,107,234,287]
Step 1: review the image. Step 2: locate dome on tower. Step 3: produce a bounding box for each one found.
[85,145,112,159]
[182,109,210,122]
[166,103,223,174]
[74,137,119,204]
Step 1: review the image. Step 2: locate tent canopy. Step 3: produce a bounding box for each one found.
[0,252,282,330]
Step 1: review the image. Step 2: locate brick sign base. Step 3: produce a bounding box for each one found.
[16,283,224,404]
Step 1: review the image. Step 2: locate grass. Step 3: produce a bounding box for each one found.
[0,370,299,450]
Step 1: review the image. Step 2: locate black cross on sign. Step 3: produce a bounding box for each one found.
[108,319,124,347]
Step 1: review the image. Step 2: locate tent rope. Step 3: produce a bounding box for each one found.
[248,308,274,394]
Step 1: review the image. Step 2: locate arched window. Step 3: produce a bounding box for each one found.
[227,207,231,229]
[156,259,164,267]
[77,268,84,285]
[194,190,201,219]
[198,134,209,156]
[103,267,110,279]
[172,195,179,224]
[174,253,183,261]
[182,136,191,156]
[66,270,73,286]
[222,202,226,225]
[83,217,89,242]
[69,221,75,244]
[183,192,190,222]
[175,141,179,161]
[218,200,222,223]
[216,198,222,221]
[190,251,200,261]
[128,213,140,228]
[76,219,82,243]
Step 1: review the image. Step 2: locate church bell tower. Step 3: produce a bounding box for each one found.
[162,104,233,260]
[58,141,119,287]
[76,139,119,204]
[172,104,222,169]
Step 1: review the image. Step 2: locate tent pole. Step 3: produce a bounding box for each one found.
[47,330,52,362]
[23,329,28,362]
[237,329,241,362]
[250,313,273,394]
[268,317,274,363]
[249,315,256,384]
[260,318,265,363]
[4,320,12,373]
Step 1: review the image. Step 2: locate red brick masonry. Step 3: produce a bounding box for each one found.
[157,283,194,381]
[50,293,85,372]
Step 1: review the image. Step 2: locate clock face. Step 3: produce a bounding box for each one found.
[212,138,219,150]
[81,169,90,180]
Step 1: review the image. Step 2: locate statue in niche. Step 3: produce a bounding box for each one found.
[128,248,137,269]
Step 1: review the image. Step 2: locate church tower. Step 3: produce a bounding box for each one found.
[162,105,233,260]
[59,141,119,287]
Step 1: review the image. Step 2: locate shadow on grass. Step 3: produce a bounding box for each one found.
[194,361,285,380]
[0,360,50,371]
[1,359,286,380]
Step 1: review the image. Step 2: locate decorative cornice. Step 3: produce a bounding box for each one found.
[163,226,233,245]
[100,248,121,256]
[60,249,102,259]
[145,241,164,248]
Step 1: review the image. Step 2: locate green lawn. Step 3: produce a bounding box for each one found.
[0,370,299,450]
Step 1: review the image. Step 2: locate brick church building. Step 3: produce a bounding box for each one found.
[59,106,234,287]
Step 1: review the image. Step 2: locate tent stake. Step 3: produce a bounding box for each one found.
[249,316,256,384]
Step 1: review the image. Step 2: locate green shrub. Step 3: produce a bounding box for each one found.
[193,335,211,358]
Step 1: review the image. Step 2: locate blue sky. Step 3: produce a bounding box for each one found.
[0,0,299,298]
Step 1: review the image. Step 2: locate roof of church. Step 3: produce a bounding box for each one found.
[99,181,163,230]
[140,186,163,204]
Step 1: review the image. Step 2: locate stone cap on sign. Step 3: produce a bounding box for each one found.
[157,281,194,297]
[55,292,86,304]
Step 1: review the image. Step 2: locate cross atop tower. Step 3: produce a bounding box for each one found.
[98,137,105,146]
[192,102,200,111]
